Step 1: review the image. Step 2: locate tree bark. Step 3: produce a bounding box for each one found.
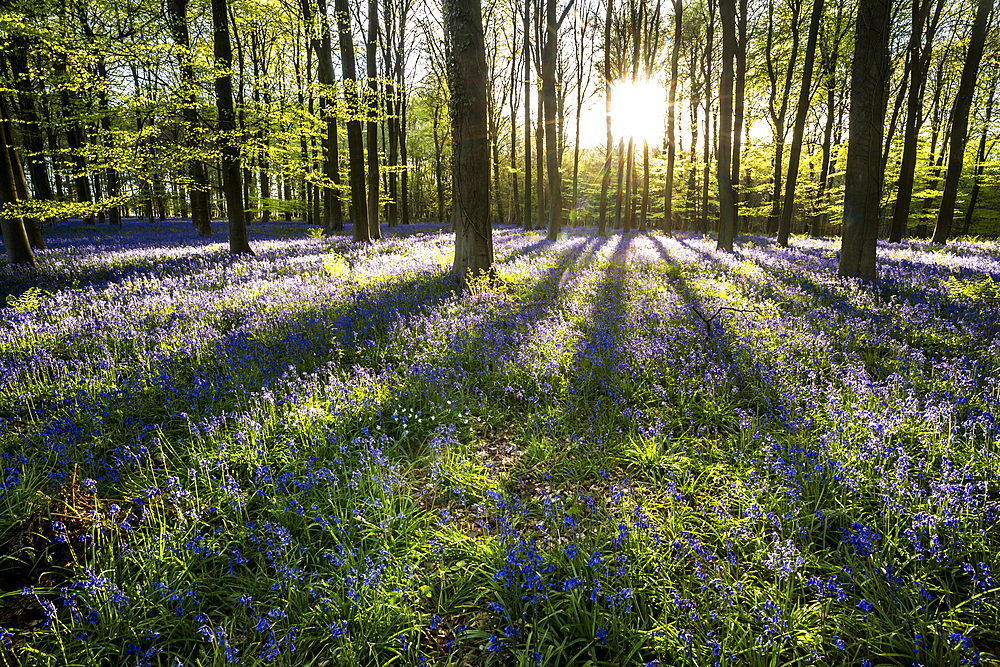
[333,0,370,241]
[55,61,95,224]
[701,1,714,235]
[765,0,800,235]
[9,36,53,236]
[523,0,533,231]
[962,76,996,236]
[542,0,562,240]
[717,0,737,250]
[888,0,944,242]
[0,90,36,265]
[598,0,612,235]
[446,0,493,288]
[777,0,824,247]
[731,0,746,233]
[838,0,890,278]
[932,0,993,245]
[433,101,445,223]
[367,0,381,240]
[510,42,521,226]
[664,0,681,233]
[212,0,253,254]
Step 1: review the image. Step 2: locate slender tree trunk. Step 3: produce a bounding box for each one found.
[400,88,409,224]
[838,0,890,278]
[717,0,737,250]
[228,10,255,225]
[731,0,746,233]
[664,0,681,233]
[10,36,53,234]
[932,0,993,245]
[689,81,699,231]
[56,61,94,224]
[777,0,824,247]
[0,105,35,266]
[1,96,44,248]
[524,0,533,231]
[367,0,381,240]
[510,44,522,226]
[889,0,943,242]
[305,0,344,230]
[624,136,634,233]
[386,54,399,228]
[765,0,799,235]
[212,0,253,254]
[598,0,612,235]
[542,0,561,240]
[702,3,714,235]
[962,77,996,235]
[614,137,625,229]
[434,101,445,222]
[333,0,369,241]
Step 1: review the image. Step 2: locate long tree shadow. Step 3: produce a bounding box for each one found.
[566,233,635,416]
[2,235,610,488]
[405,235,606,384]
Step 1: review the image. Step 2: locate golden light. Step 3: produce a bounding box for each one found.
[610,78,666,144]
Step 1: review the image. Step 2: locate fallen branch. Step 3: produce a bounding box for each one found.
[690,304,761,337]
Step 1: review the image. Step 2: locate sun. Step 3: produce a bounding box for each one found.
[610,78,666,144]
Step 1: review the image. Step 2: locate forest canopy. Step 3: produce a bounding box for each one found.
[0,0,998,263]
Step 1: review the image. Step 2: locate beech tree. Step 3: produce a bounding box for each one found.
[334,0,370,242]
[212,0,254,255]
[446,0,494,287]
[167,0,212,237]
[838,0,890,278]
[932,0,994,244]
[0,96,36,266]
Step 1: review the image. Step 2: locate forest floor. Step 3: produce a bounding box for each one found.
[1,218,999,666]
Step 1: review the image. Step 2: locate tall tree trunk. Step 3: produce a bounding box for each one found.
[765,0,800,235]
[777,0,824,247]
[367,0,381,240]
[434,101,445,222]
[304,0,344,230]
[717,0,737,250]
[510,42,521,226]
[523,0,533,231]
[446,0,493,287]
[614,137,625,229]
[55,61,94,224]
[228,9,255,225]
[664,0,681,233]
[838,0,890,278]
[731,0,746,233]
[689,74,699,231]
[932,0,993,245]
[0,102,35,266]
[212,0,253,254]
[815,9,847,237]
[542,0,561,241]
[0,95,44,247]
[701,2,714,235]
[295,32,311,225]
[597,0,612,235]
[962,76,996,236]
[333,0,369,241]
[10,36,53,232]
[889,0,944,242]
[131,64,155,225]
[624,136,634,233]
[399,88,409,224]
[384,23,399,229]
